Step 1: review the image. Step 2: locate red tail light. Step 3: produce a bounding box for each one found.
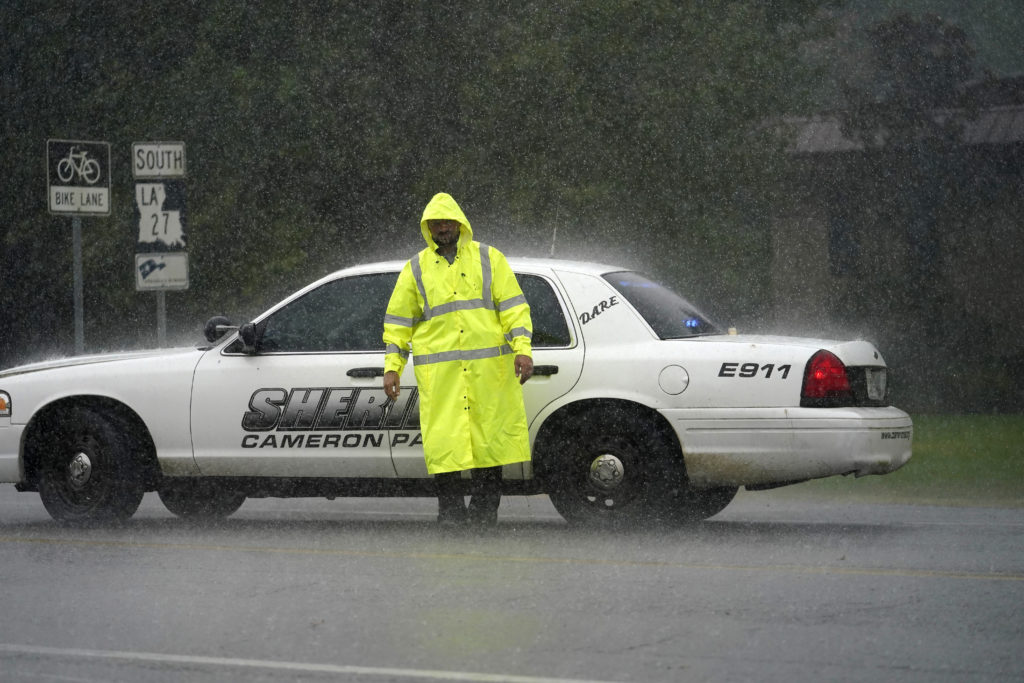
[801,350,853,405]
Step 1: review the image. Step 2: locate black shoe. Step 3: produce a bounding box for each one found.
[437,506,468,527]
[467,498,499,527]
[435,472,467,527]
[467,466,501,527]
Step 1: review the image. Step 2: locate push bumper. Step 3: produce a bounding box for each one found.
[0,423,25,483]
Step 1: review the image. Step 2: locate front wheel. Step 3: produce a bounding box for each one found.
[158,479,246,520]
[38,408,145,522]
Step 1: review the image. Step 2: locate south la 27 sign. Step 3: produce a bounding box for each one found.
[133,141,188,291]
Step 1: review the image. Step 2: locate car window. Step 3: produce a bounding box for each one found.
[259,272,398,352]
[603,271,722,339]
[516,273,572,348]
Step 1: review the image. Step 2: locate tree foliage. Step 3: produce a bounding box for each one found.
[1,1,827,364]
[840,12,985,145]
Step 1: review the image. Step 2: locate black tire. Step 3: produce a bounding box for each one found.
[37,407,145,522]
[158,479,246,520]
[544,405,737,527]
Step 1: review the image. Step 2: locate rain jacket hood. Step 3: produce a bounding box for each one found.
[420,192,473,249]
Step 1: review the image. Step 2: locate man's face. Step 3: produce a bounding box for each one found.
[428,219,460,247]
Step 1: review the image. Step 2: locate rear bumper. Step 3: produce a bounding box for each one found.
[660,406,913,489]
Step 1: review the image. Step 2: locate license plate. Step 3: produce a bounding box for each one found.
[865,368,886,401]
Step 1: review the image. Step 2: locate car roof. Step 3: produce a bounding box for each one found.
[327,256,626,280]
[256,257,631,323]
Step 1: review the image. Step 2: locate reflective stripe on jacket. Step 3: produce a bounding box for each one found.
[383,193,532,474]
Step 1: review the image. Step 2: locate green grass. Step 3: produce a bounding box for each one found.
[773,414,1024,507]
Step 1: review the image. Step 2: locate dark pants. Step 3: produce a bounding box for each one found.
[435,466,502,526]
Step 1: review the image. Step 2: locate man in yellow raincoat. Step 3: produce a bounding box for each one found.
[383,193,533,526]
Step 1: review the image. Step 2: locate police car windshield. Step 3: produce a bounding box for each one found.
[603,271,722,339]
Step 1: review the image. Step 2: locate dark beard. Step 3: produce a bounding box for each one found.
[434,232,458,247]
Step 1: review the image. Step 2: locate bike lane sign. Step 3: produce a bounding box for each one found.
[46,139,111,216]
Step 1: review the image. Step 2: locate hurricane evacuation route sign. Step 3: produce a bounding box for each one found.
[47,139,111,215]
[133,141,188,290]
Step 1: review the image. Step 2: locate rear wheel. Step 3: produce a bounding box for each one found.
[543,405,737,527]
[158,479,246,519]
[38,408,145,522]
[547,432,646,526]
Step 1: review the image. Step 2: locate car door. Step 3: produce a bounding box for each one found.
[190,271,401,478]
[389,270,585,479]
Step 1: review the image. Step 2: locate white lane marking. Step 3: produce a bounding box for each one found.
[0,643,613,683]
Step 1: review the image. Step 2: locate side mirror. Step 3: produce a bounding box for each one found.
[203,316,237,343]
[239,322,260,355]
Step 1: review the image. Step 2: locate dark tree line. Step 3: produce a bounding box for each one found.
[1,1,824,364]
[3,2,1012,412]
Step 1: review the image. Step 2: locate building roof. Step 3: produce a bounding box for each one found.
[964,105,1024,145]
[786,104,1024,154]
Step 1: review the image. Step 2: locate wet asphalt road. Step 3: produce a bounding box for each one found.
[0,486,1021,683]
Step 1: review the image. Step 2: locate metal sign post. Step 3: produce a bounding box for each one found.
[47,139,111,355]
[156,289,167,347]
[72,217,84,354]
[132,142,187,347]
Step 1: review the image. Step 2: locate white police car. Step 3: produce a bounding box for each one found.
[0,259,912,525]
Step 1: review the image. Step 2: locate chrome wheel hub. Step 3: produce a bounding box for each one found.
[589,454,625,491]
[67,452,93,490]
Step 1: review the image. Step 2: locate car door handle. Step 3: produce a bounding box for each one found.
[347,367,386,378]
[533,365,559,376]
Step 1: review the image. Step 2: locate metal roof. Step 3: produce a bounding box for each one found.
[787,105,1024,153]
[964,105,1024,145]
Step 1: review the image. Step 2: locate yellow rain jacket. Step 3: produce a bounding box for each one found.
[383,193,533,474]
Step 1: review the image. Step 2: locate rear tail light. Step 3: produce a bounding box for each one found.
[801,350,854,407]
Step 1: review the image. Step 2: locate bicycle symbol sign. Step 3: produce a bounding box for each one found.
[56,146,102,184]
[47,139,111,216]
